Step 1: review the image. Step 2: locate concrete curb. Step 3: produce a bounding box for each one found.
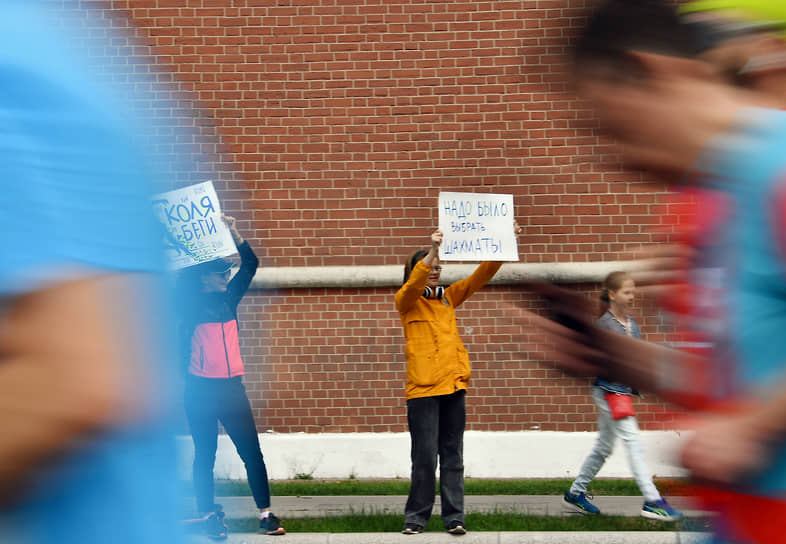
[189,531,711,543]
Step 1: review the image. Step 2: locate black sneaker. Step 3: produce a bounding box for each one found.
[204,507,228,541]
[446,520,467,535]
[259,513,286,536]
[401,523,424,534]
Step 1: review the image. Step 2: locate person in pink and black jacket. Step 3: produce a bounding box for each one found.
[180,215,285,538]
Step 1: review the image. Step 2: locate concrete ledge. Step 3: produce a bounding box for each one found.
[250,260,649,290]
[177,430,691,481]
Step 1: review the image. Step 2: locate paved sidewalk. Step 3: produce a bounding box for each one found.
[213,494,708,519]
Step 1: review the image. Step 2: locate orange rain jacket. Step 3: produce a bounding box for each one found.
[395,260,502,400]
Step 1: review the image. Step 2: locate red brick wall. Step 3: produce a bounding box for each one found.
[236,284,681,434]
[105,0,684,432]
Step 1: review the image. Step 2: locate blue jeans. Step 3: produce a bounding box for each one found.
[404,390,466,528]
[570,386,660,502]
[184,375,272,513]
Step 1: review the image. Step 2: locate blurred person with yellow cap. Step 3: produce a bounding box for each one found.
[524,1,786,543]
[681,0,786,103]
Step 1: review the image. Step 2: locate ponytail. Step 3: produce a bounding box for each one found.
[599,287,611,303]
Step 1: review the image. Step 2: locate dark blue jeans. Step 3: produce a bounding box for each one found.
[184,375,271,514]
[404,390,466,528]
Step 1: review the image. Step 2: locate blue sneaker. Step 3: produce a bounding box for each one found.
[562,490,600,514]
[641,498,683,522]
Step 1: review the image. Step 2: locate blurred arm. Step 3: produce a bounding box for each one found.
[0,274,158,500]
[523,280,708,407]
[592,326,706,400]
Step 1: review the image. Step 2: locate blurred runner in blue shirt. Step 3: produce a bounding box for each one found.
[0,2,185,543]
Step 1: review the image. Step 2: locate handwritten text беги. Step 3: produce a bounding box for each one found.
[159,195,218,242]
[153,180,238,269]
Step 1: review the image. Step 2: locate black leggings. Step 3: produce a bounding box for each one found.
[184,375,271,513]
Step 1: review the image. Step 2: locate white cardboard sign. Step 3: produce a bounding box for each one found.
[438,192,518,262]
[152,181,236,269]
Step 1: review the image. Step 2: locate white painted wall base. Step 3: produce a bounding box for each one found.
[177,430,691,481]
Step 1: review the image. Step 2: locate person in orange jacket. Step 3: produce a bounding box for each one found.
[395,225,518,536]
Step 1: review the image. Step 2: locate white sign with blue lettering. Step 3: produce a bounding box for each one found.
[152,181,236,269]
[438,192,518,262]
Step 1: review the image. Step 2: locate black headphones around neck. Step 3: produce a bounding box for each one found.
[423,285,445,299]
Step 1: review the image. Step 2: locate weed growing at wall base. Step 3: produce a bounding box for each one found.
[211,478,690,497]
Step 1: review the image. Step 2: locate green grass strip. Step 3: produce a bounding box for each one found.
[228,511,712,533]
[211,478,688,497]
